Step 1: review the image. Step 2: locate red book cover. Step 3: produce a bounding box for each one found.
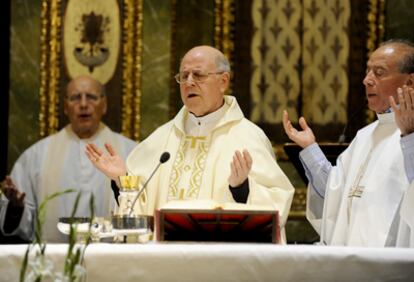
[155,201,280,243]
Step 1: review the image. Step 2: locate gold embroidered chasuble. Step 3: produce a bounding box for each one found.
[126,96,294,235]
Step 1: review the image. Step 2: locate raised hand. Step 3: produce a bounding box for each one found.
[85,143,127,180]
[390,86,414,136]
[0,176,25,208]
[228,149,252,187]
[282,110,316,148]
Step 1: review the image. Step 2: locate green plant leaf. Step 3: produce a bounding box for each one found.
[19,244,31,282]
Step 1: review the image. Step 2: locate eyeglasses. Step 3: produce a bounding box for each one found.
[66,93,104,103]
[174,71,224,84]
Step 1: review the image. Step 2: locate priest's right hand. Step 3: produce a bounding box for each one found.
[85,143,127,180]
[0,176,25,208]
[282,110,316,149]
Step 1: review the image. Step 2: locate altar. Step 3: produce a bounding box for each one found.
[1,243,413,281]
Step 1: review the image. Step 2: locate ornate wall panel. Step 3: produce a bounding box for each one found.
[251,0,302,124]
[250,0,350,142]
[302,0,350,125]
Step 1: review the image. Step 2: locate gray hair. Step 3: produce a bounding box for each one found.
[380,39,414,74]
[215,52,231,73]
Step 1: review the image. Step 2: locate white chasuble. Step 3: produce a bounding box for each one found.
[397,181,414,247]
[307,113,409,246]
[126,96,294,237]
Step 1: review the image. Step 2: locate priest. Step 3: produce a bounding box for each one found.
[283,39,414,247]
[86,46,295,242]
[0,75,136,242]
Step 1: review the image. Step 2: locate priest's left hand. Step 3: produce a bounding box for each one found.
[390,86,414,136]
[228,149,252,187]
[0,176,26,208]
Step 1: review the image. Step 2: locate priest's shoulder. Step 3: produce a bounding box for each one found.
[13,133,55,164]
[233,117,269,140]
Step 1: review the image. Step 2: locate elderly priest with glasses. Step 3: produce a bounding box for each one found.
[0,75,136,243]
[86,45,295,242]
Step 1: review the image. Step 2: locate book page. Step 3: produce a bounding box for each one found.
[160,199,276,211]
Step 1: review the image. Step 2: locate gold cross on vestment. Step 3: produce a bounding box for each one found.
[347,185,364,222]
[186,136,206,148]
[348,185,364,198]
[178,188,185,200]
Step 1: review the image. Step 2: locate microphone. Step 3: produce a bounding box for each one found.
[128,152,170,216]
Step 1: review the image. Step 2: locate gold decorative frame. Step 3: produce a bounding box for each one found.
[39,0,62,137]
[214,0,234,94]
[121,0,144,140]
[214,0,234,64]
[39,0,144,140]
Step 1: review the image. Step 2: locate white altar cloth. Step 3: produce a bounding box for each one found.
[1,243,413,281]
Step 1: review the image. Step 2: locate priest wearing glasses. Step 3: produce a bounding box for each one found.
[86,45,295,243]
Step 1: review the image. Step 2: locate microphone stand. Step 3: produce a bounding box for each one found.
[128,162,162,217]
[128,152,170,217]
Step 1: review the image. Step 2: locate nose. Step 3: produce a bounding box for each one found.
[184,73,196,85]
[79,94,88,107]
[363,71,375,87]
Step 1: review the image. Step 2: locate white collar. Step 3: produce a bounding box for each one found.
[185,101,228,135]
[376,111,395,124]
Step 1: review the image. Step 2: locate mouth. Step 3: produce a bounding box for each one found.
[78,113,92,120]
[366,93,377,98]
[187,93,199,99]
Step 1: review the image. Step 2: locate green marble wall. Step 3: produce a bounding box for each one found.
[8,0,41,171]
[385,0,414,42]
[140,0,172,139]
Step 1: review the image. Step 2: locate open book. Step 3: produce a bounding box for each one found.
[159,199,277,211]
[155,200,280,243]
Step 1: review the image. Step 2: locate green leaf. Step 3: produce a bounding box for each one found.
[64,191,82,275]
[36,189,76,246]
[19,244,31,282]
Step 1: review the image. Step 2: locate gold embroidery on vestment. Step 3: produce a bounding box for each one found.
[168,135,209,200]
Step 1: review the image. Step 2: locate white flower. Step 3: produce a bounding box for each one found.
[24,254,54,282]
[73,264,87,281]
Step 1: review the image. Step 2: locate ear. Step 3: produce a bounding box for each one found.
[220,72,230,93]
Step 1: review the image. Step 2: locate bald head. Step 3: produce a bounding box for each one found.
[379,40,414,74]
[180,45,231,73]
[178,46,231,116]
[64,75,107,138]
[66,75,104,97]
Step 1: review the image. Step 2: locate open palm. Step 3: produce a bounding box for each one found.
[282,110,316,148]
[85,143,127,180]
